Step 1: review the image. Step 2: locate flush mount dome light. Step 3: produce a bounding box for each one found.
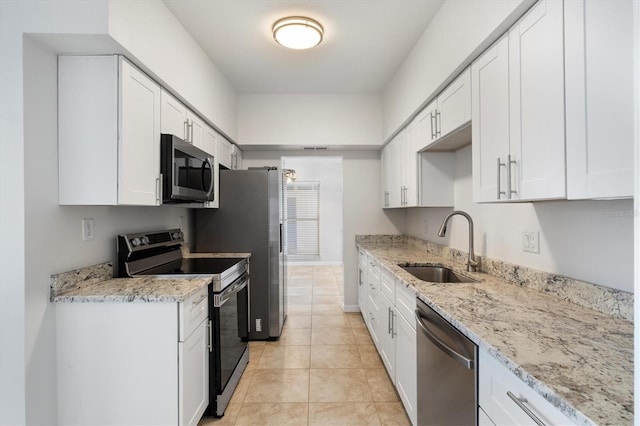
[272,16,324,49]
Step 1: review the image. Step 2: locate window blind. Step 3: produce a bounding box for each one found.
[285,182,320,258]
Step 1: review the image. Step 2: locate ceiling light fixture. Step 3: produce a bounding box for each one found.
[272,16,324,50]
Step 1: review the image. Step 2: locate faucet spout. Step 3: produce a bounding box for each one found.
[437,210,479,272]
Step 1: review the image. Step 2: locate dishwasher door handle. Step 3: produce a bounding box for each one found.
[415,309,475,370]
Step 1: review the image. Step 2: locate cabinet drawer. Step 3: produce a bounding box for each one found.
[367,255,380,277]
[358,249,367,268]
[179,286,209,342]
[380,268,396,303]
[479,350,575,425]
[395,284,416,326]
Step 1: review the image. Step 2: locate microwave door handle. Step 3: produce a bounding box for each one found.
[202,157,214,199]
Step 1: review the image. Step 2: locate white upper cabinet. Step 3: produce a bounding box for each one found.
[508,0,565,201]
[59,56,161,206]
[472,0,565,202]
[160,89,207,150]
[435,68,472,142]
[565,0,634,199]
[217,136,234,169]
[160,90,188,138]
[422,68,472,151]
[472,34,510,202]
[381,132,403,208]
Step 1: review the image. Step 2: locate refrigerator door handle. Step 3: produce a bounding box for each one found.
[279,223,283,253]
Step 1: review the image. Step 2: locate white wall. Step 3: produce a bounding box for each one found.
[22,36,194,425]
[282,157,343,263]
[0,2,109,423]
[108,0,237,139]
[237,94,382,148]
[403,146,634,292]
[382,0,535,140]
[242,150,404,309]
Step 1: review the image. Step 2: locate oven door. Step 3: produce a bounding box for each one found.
[211,272,249,399]
[161,134,214,203]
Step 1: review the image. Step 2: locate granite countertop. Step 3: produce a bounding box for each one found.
[50,250,251,303]
[356,238,633,426]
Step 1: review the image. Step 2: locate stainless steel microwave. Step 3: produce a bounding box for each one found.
[160,134,214,204]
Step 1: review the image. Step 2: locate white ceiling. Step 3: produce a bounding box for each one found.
[162,0,444,94]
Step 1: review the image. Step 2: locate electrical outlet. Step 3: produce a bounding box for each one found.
[522,231,540,254]
[255,318,262,332]
[82,218,95,241]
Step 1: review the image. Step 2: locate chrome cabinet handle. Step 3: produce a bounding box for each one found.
[388,307,392,334]
[430,112,436,139]
[508,155,517,198]
[207,319,213,353]
[384,191,389,207]
[507,391,546,426]
[155,177,160,204]
[435,111,441,137]
[497,157,506,200]
[415,309,474,370]
[184,120,189,141]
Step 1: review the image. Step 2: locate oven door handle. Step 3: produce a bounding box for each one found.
[215,274,248,307]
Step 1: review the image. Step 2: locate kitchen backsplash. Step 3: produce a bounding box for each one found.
[356,234,633,322]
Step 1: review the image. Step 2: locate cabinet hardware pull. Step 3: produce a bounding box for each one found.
[435,111,441,137]
[388,307,392,334]
[497,157,506,200]
[506,391,546,426]
[207,320,213,353]
[155,177,160,204]
[158,173,163,205]
[189,120,194,143]
[430,112,436,139]
[184,120,189,141]
[384,191,389,207]
[507,155,517,198]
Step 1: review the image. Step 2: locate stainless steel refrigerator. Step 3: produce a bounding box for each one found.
[195,167,286,340]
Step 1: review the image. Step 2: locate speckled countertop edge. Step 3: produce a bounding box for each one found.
[356,238,633,426]
[50,250,251,303]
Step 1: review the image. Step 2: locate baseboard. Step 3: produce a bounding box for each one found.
[342,305,361,313]
[288,261,344,266]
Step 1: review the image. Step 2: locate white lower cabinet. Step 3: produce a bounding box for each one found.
[394,285,417,426]
[360,257,417,425]
[479,349,575,425]
[56,288,209,426]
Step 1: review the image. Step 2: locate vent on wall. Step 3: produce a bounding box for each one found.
[302,146,328,150]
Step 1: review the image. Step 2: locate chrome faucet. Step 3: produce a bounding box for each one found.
[437,210,479,272]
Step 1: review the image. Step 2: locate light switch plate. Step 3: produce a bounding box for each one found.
[82,218,95,241]
[522,231,540,254]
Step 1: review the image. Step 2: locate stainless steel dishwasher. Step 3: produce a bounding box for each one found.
[415,298,477,425]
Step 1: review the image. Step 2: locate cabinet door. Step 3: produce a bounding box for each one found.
[187,110,204,148]
[479,350,575,425]
[387,134,402,208]
[217,136,233,169]
[381,144,390,208]
[179,321,209,426]
[377,294,396,383]
[395,312,417,426]
[565,0,634,199]
[118,59,161,206]
[437,67,471,139]
[422,100,439,147]
[508,0,565,200]
[471,34,510,202]
[160,89,187,140]
[403,119,420,207]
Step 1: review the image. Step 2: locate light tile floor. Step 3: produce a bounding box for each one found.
[200,265,411,426]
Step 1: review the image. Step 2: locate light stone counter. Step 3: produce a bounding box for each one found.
[50,251,251,303]
[356,236,633,426]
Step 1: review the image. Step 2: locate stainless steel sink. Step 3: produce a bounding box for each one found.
[399,265,477,283]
